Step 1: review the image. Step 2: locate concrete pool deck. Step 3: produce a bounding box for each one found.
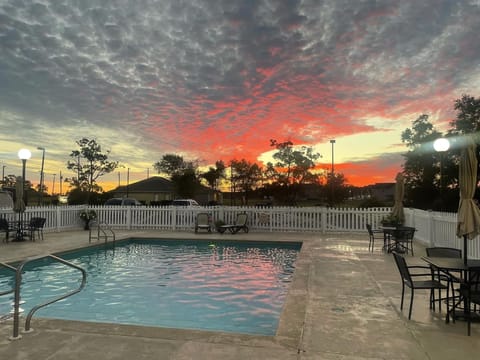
[1,230,480,359]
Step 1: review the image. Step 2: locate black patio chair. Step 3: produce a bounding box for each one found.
[27,217,46,241]
[366,223,383,252]
[392,251,448,319]
[425,247,462,313]
[456,270,480,336]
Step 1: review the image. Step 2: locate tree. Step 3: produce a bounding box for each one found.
[153,154,201,198]
[267,140,321,204]
[325,173,349,206]
[66,138,119,203]
[400,95,480,211]
[401,115,443,209]
[450,94,480,134]
[2,174,18,188]
[230,159,262,205]
[201,160,226,191]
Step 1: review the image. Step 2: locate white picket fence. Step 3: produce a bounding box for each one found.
[1,205,479,259]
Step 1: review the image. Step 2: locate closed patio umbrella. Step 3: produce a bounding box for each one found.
[456,139,480,265]
[391,173,405,224]
[13,176,26,241]
[13,176,25,214]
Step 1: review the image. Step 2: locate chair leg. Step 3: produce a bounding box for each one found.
[408,288,414,320]
[400,283,405,310]
[467,297,471,336]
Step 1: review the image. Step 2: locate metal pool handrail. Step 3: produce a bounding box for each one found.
[89,221,116,244]
[10,254,87,340]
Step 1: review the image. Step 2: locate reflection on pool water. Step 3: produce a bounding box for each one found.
[0,239,301,335]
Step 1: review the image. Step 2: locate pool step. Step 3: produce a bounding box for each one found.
[0,313,13,322]
[0,299,24,322]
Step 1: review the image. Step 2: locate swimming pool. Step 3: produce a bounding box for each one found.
[0,239,301,335]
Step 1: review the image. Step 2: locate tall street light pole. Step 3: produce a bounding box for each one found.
[126,168,130,197]
[433,137,450,210]
[330,139,336,205]
[330,139,336,175]
[59,171,63,196]
[52,173,56,195]
[77,154,81,188]
[37,147,45,204]
[1,165,5,187]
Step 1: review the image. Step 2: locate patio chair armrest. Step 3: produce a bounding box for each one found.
[408,265,435,278]
[407,265,431,271]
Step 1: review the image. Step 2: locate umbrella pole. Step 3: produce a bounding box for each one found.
[464,235,468,266]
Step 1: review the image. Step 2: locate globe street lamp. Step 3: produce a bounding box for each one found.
[37,147,45,204]
[433,138,450,209]
[18,148,32,196]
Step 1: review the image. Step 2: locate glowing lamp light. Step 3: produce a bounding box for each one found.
[18,148,32,160]
[433,138,450,152]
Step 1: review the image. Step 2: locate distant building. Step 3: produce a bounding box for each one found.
[108,176,221,205]
[367,183,395,203]
[109,176,175,204]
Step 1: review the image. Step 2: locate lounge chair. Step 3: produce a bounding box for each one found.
[219,213,249,234]
[195,213,211,233]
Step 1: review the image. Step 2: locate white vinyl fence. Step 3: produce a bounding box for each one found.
[1,205,479,259]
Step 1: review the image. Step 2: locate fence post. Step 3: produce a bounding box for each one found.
[321,206,327,233]
[427,209,434,246]
[126,206,132,230]
[56,206,62,232]
[172,206,177,231]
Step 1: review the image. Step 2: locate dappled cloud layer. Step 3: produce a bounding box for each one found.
[1,0,479,187]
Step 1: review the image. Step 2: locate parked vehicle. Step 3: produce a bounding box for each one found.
[171,199,200,207]
[104,198,142,206]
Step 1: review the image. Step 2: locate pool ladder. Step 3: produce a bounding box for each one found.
[89,221,115,244]
[0,254,87,340]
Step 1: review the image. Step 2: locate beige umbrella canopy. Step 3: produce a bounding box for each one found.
[456,139,480,265]
[391,173,405,224]
[13,176,25,213]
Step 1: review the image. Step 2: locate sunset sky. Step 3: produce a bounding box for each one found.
[1,0,480,193]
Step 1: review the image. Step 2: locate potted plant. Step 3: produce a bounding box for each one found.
[381,214,402,227]
[79,209,97,230]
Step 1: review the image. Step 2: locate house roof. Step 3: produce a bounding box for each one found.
[111,176,174,193]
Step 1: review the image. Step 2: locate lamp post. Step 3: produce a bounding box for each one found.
[330,139,336,205]
[77,154,81,188]
[126,168,130,197]
[52,173,56,195]
[1,165,5,187]
[433,137,450,210]
[18,148,31,195]
[37,147,45,204]
[59,171,63,196]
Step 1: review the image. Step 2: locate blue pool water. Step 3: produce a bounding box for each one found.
[0,239,301,335]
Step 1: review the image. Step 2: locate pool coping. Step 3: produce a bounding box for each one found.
[3,234,309,351]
